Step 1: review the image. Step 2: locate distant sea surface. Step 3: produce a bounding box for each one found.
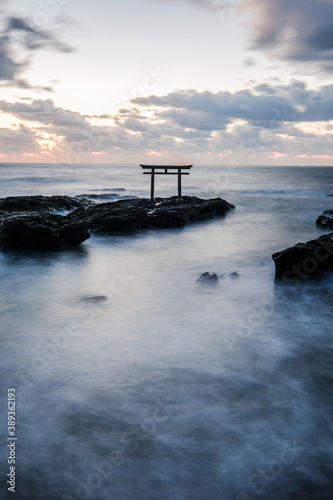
[1,164,333,500]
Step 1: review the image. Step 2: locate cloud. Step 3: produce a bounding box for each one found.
[0,8,74,87]
[151,0,218,8]
[153,0,333,72]
[132,83,333,127]
[239,0,333,71]
[0,99,89,128]
[6,16,73,53]
[0,124,40,155]
[1,82,333,162]
[131,87,294,129]
[0,37,20,80]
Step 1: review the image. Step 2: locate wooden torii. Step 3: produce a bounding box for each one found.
[140,164,193,200]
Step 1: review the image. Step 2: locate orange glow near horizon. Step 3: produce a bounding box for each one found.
[269,152,288,158]
[295,121,333,135]
[36,131,63,152]
[295,154,333,159]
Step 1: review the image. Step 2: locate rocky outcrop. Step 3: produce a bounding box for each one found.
[272,233,333,281]
[0,195,95,214]
[67,196,235,233]
[316,209,333,230]
[0,195,235,251]
[0,212,90,251]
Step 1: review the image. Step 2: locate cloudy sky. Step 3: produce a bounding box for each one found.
[0,0,333,165]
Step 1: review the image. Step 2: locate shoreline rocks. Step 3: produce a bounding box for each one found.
[0,195,95,214]
[272,233,333,281]
[316,209,333,230]
[0,212,91,251]
[0,195,235,251]
[66,196,235,233]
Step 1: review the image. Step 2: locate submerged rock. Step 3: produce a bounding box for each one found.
[272,233,333,281]
[316,209,333,230]
[230,272,240,278]
[80,295,108,303]
[197,272,219,282]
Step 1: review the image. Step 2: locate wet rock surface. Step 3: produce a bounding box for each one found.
[230,272,240,278]
[316,209,333,230]
[197,272,219,282]
[0,195,95,214]
[67,196,235,233]
[0,195,235,251]
[272,233,333,281]
[0,212,91,251]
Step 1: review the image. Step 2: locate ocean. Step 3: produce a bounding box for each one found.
[1,163,333,500]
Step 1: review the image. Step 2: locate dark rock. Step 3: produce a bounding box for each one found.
[0,195,234,251]
[0,195,95,214]
[316,209,333,229]
[230,272,240,278]
[197,272,219,282]
[272,233,333,281]
[59,222,91,246]
[326,194,333,197]
[0,212,90,251]
[316,215,333,229]
[67,196,235,233]
[80,295,108,303]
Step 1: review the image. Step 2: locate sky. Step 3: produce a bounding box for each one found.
[0,0,333,165]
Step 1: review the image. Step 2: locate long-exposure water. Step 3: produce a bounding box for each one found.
[1,164,333,499]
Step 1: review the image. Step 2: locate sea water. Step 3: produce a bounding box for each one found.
[0,164,333,500]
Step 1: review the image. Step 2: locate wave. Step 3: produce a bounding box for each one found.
[91,188,126,192]
[75,192,137,202]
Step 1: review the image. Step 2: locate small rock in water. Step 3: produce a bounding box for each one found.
[230,272,240,278]
[80,295,108,303]
[316,210,333,229]
[197,272,219,282]
[220,274,225,279]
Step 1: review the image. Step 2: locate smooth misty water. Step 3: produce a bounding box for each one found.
[1,164,333,500]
